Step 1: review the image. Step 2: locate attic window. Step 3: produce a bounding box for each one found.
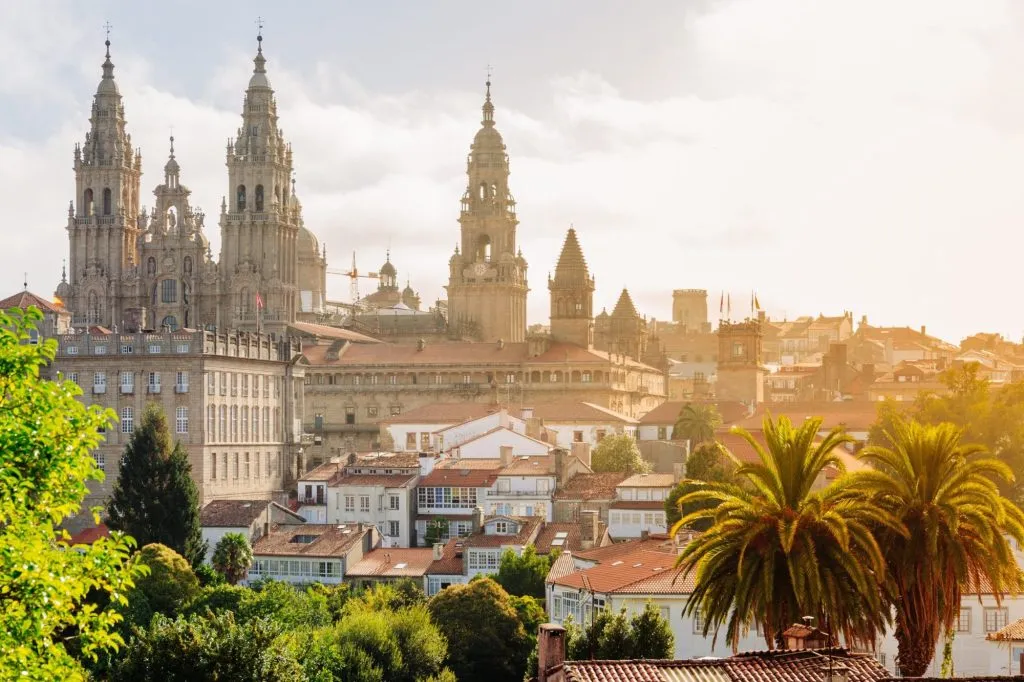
[394,562,408,569]
[291,534,318,544]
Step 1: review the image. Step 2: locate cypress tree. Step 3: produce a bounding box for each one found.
[107,404,206,566]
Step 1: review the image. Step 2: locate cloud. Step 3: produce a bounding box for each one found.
[2,0,1024,344]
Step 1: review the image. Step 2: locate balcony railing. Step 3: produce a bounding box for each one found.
[487,489,551,497]
[120,385,134,394]
[300,497,326,506]
[148,384,161,394]
[175,384,189,393]
[92,385,106,394]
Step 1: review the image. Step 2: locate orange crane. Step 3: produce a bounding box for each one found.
[326,251,379,307]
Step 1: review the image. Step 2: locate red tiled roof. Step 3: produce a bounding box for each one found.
[560,649,888,682]
[552,548,684,594]
[420,461,502,487]
[448,427,552,455]
[546,549,578,583]
[304,340,530,367]
[610,500,666,510]
[502,454,555,475]
[553,473,628,501]
[619,473,675,488]
[330,473,417,488]
[426,537,465,575]
[300,462,343,482]
[349,451,424,469]
[346,548,434,578]
[572,535,677,563]
[0,290,64,314]
[531,401,637,424]
[380,402,507,425]
[731,402,878,433]
[533,522,589,555]
[67,523,110,545]
[251,523,367,558]
[637,400,751,426]
[200,499,270,527]
[462,516,542,548]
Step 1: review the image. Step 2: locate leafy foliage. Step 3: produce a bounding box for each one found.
[665,442,739,529]
[132,543,201,618]
[494,545,551,598]
[673,415,897,650]
[106,403,206,566]
[563,603,674,660]
[672,402,723,446]
[212,532,254,585]
[591,433,650,474]
[428,578,533,682]
[110,611,302,681]
[855,418,1024,676]
[423,516,448,547]
[0,306,142,681]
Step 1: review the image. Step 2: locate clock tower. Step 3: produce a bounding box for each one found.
[445,79,528,343]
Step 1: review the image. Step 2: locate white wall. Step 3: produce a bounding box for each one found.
[202,524,254,563]
[327,484,415,548]
[488,474,555,519]
[638,424,674,441]
[452,429,550,459]
[388,422,454,452]
[543,422,635,449]
[607,508,668,539]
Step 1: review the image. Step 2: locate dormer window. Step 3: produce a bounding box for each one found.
[494,521,509,534]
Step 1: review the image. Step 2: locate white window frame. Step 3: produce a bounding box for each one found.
[175,407,188,434]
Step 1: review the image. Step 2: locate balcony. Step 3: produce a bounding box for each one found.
[300,497,326,506]
[92,384,106,394]
[148,384,161,394]
[120,385,134,394]
[175,384,189,394]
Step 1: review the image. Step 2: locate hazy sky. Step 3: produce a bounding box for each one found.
[2,0,1023,344]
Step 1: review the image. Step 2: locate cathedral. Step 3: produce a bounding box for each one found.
[56,34,327,334]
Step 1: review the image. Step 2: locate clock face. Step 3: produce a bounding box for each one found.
[474,263,487,276]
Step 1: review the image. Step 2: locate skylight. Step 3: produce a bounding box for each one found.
[291,534,318,544]
[554,531,569,539]
[394,562,408,569]
[611,560,624,566]
[551,538,565,547]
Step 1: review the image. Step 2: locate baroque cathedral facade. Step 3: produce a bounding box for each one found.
[56,35,327,334]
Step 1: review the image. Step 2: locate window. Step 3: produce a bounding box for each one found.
[241,408,248,442]
[244,452,250,478]
[231,373,238,396]
[67,371,79,385]
[360,495,370,512]
[370,374,379,385]
[265,451,271,478]
[93,371,106,390]
[94,452,105,471]
[693,607,705,633]
[121,342,133,354]
[148,343,162,353]
[231,406,239,440]
[148,372,161,392]
[582,371,592,383]
[176,371,188,392]
[406,433,417,450]
[389,495,400,510]
[219,406,227,440]
[506,373,515,383]
[957,607,971,633]
[263,407,270,440]
[177,341,190,354]
[220,372,227,395]
[344,496,355,512]
[367,406,378,418]
[120,371,134,392]
[660,607,671,623]
[233,453,239,479]
[121,407,134,434]
[102,187,111,215]
[252,409,260,440]
[573,430,584,442]
[985,607,1008,633]
[66,345,78,355]
[93,344,107,355]
[208,372,215,395]
[211,452,217,480]
[388,521,400,538]
[463,374,471,385]
[241,374,249,397]
[388,374,397,385]
[28,329,39,345]
[494,521,509,534]
[175,407,188,434]
[596,429,607,441]
[207,407,216,440]
[420,432,430,450]
[467,550,500,571]
[160,279,177,303]
[417,487,479,509]
[254,452,261,479]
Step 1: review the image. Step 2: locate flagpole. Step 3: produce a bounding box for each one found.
[257,292,262,337]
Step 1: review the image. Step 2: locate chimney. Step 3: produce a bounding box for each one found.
[920,325,927,337]
[552,448,566,481]
[497,338,505,350]
[580,509,599,549]
[432,542,444,561]
[537,624,566,682]
[521,407,534,420]
[472,505,484,532]
[500,445,513,467]
[417,338,426,351]
[570,442,591,469]
[640,529,650,540]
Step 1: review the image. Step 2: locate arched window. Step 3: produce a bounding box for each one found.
[479,183,487,199]
[102,188,112,215]
[236,185,246,211]
[476,234,492,263]
[87,291,101,324]
[83,188,94,217]
[239,287,251,314]
[490,183,498,198]
[146,257,156,276]
[255,185,264,211]
[183,256,193,275]
[160,279,177,303]
[161,315,178,331]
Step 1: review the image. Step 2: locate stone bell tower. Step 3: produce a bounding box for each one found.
[445,79,528,342]
[716,319,764,406]
[62,36,143,328]
[549,227,594,348]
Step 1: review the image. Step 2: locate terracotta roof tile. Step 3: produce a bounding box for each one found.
[461,516,542,548]
[420,460,502,487]
[533,523,582,555]
[619,473,675,488]
[546,549,578,583]
[0,290,64,314]
[731,402,879,433]
[330,473,418,488]
[425,537,465,575]
[552,548,683,593]
[572,535,678,562]
[553,473,628,501]
[304,340,530,367]
[381,402,508,425]
[289,322,381,343]
[200,499,271,527]
[502,454,555,475]
[300,462,343,482]
[346,548,435,578]
[349,451,424,469]
[251,523,367,557]
[610,500,666,510]
[67,523,110,545]
[531,401,638,424]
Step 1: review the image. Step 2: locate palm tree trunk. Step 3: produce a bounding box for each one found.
[895,598,940,677]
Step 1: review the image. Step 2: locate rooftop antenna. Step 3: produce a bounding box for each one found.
[23,272,27,291]
[103,21,113,56]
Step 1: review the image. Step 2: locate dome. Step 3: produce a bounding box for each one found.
[380,259,397,277]
[97,42,119,96]
[298,226,320,256]
[248,42,271,89]
[403,283,415,296]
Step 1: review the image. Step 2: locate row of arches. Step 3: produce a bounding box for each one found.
[236,184,288,212]
[82,187,112,217]
[302,369,618,387]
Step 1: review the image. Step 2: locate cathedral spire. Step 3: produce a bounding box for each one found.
[249,19,270,89]
[97,24,118,96]
[482,74,495,127]
[164,135,181,186]
[552,226,591,286]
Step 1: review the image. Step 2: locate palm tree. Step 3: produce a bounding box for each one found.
[212,532,253,585]
[855,418,1024,677]
[672,415,898,650]
[673,403,722,446]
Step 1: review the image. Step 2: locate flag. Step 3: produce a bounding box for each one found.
[750,291,754,314]
[754,293,761,310]
[727,293,731,317]
[719,292,724,314]
[255,292,264,310]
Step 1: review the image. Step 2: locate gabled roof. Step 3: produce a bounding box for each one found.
[300,462,343,482]
[552,548,686,594]
[618,473,675,488]
[420,460,503,488]
[346,548,434,578]
[67,523,110,545]
[572,534,678,563]
[531,401,637,424]
[383,402,507,425]
[289,322,380,344]
[731,402,878,433]
[201,499,274,528]
[552,472,628,501]
[251,523,367,557]
[330,473,418,488]
[501,454,555,475]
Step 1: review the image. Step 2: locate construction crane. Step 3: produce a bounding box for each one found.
[326,251,379,307]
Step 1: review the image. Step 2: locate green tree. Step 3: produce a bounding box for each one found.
[665,442,738,529]
[672,402,722,446]
[130,543,201,621]
[428,578,533,682]
[591,433,650,474]
[107,403,206,566]
[238,579,332,629]
[111,611,302,681]
[673,416,897,650]
[212,532,253,585]
[494,545,550,598]
[424,516,448,546]
[628,602,675,658]
[563,603,673,661]
[0,306,141,681]
[855,418,1024,677]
